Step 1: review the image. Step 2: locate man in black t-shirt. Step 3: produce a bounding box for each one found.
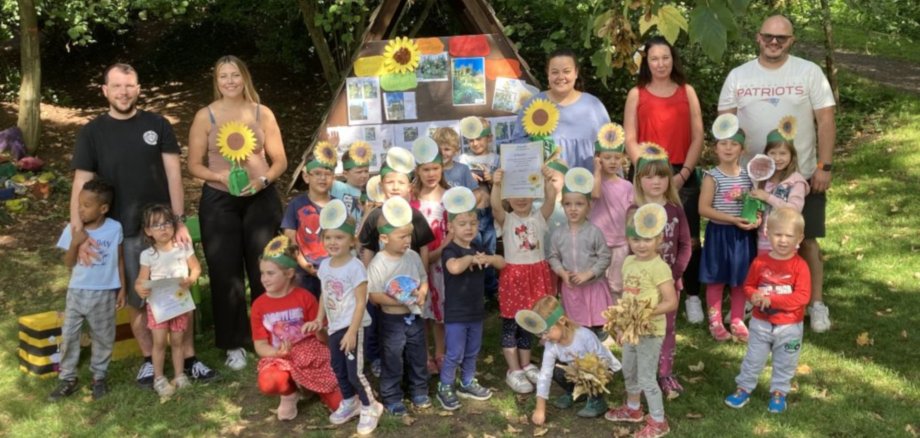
[68,63,216,389]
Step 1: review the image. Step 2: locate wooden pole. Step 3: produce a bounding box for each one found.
[820,0,840,106]
[17,0,41,154]
[299,0,341,91]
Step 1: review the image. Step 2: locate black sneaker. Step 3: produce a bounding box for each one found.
[136,361,154,388]
[436,383,461,411]
[457,379,493,401]
[49,379,79,401]
[186,359,219,382]
[91,379,108,400]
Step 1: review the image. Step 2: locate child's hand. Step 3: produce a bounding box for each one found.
[749,188,770,201]
[733,217,758,231]
[541,165,554,180]
[571,271,594,285]
[135,282,151,299]
[301,318,323,333]
[276,341,291,357]
[77,237,100,266]
[531,408,546,426]
[340,329,357,353]
[116,289,126,310]
[414,288,428,306]
[594,157,602,175]
[557,270,572,286]
[493,169,504,185]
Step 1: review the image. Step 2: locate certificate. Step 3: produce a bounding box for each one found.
[146,278,196,324]
[500,141,544,199]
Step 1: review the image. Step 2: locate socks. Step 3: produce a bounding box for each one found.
[627,400,641,410]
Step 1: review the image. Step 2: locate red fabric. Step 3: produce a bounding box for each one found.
[744,254,811,325]
[449,35,490,57]
[250,287,318,344]
[318,390,343,411]
[258,363,297,395]
[498,261,555,318]
[256,336,340,395]
[636,85,692,164]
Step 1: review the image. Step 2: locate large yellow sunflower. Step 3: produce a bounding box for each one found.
[383,37,421,74]
[778,116,797,141]
[638,142,668,162]
[528,173,541,186]
[263,235,289,258]
[348,141,372,166]
[522,98,560,137]
[597,123,625,150]
[217,121,257,162]
[313,141,338,168]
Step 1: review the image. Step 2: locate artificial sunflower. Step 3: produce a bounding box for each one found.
[522,98,560,137]
[711,113,740,140]
[527,172,541,186]
[264,235,289,258]
[778,115,797,141]
[383,37,421,74]
[596,122,625,150]
[313,141,338,168]
[174,289,188,300]
[460,116,485,139]
[638,142,668,161]
[217,121,257,162]
[443,186,476,215]
[348,141,372,166]
[634,203,667,238]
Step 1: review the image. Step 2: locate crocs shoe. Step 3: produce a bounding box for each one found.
[173,374,191,390]
[577,396,607,418]
[730,320,749,343]
[768,391,787,413]
[604,404,644,423]
[724,388,751,408]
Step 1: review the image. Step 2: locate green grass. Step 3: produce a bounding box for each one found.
[799,23,920,64]
[1,76,919,437]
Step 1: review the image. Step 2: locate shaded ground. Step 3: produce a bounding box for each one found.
[797,42,920,95]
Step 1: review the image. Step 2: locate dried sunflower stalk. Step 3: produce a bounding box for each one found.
[603,295,655,345]
[557,352,613,400]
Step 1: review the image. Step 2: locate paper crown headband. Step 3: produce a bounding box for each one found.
[712,113,746,144]
[636,142,669,171]
[766,116,797,144]
[319,199,355,235]
[443,186,477,220]
[460,116,491,139]
[563,167,594,196]
[626,203,668,238]
[380,147,416,177]
[306,141,338,172]
[378,196,413,234]
[546,158,568,175]
[365,175,386,203]
[595,123,626,153]
[515,306,565,335]
[343,141,372,170]
[262,235,297,269]
[412,137,442,165]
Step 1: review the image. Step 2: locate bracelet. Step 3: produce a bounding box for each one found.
[681,166,692,176]
[676,173,685,181]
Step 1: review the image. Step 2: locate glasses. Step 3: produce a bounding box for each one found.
[760,33,793,44]
[149,222,174,230]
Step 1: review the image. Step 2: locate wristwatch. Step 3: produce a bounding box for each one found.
[816,161,833,171]
[259,176,270,188]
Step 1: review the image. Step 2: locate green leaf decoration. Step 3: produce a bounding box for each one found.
[380,72,418,91]
[689,6,727,62]
[656,5,688,44]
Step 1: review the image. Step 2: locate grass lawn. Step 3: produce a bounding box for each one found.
[799,23,920,64]
[1,74,918,437]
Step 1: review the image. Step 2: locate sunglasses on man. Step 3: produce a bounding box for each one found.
[760,33,793,44]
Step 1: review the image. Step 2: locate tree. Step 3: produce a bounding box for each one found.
[16,0,39,154]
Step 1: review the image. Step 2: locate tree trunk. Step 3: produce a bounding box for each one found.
[820,0,840,106]
[17,0,41,154]
[409,0,435,37]
[298,0,340,91]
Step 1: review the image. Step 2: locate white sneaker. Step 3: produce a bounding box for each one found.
[357,401,383,435]
[225,348,247,371]
[277,392,299,421]
[329,396,360,425]
[153,376,175,397]
[522,364,540,384]
[809,302,831,333]
[685,296,704,324]
[505,370,534,394]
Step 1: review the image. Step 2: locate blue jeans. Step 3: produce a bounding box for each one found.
[440,321,483,386]
[378,313,429,405]
[364,303,380,364]
[474,207,498,295]
[328,327,374,405]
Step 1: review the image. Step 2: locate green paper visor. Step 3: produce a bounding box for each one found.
[766,129,790,145]
[265,254,298,269]
[448,209,477,221]
[328,222,356,236]
[476,126,492,138]
[416,153,443,165]
[377,223,398,235]
[595,141,625,154]
[562,186,591,198]
[637,156,668,172]
[305,160,335,173]
[546,160,568,174]
[343,159,370,170]
[379,164,414,180]
[544,305,565,328]
[726,128,746,145]
[626,224,641,239]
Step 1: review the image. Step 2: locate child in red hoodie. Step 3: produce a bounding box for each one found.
[724,207,811,414]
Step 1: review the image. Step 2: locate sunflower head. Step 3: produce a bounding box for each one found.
[383,37,421,74]
[527,172,541,187]
[217,121,257,162]
[628,203,667,238]
[344,141,372,169]
[263,235,290,258]
[523,98,560,137]
[595,123,625,153]
[309,141,338,170]
[767,116,797,144]
[636,142,669,171]
[563,167,594,196]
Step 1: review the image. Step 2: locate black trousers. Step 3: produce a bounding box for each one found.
[199,184,282,350]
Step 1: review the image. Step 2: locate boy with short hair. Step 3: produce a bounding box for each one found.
[458,117,500,299]
[367,204,430,416]
[432,127,477,191]
[50,178,125,401]
[332,148,371,226]
[725,207,811,414]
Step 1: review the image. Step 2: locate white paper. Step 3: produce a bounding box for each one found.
[492,77,538,113]
[500,141,545,199]
[346,77,383,125]
[146,278,196,324]
[384,92,417,121]
[326,125,393,173]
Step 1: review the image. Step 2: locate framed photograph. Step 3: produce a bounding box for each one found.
[416,52,449,82]
[451,57,486,106]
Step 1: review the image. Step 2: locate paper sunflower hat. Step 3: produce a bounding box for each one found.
[515,305,565,335]
[381,147,416,176]
[636,142,669,171]
[319,199,355,235]
[378,196,413,234]
[595,122,626,153]
[712,113,746,144]
[307,141,338,172]
[563,167,594,196]
[263,235,297,269]
[365,175,386,203]
[747,153,776,182]
[343,141,373,170]
[411,136,441,165]
[216,121,257,162]
[628,203,668,238]
[522,98,560,137]
[383,37,421,74]
[459,116,490,139]
[767,116,797,144]
[443,186,477,220]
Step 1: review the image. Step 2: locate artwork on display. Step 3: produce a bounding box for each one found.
[492,77,538,113]
[460,115,517,154]
[451,57,486,106]
[384,92,418,121]
[416,52,449,82]
[346,77,382,125]
[500,141,545,199]
[326,125,394,172]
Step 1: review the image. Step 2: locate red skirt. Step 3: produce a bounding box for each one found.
[256,336,338,395]
[499,261,555,318]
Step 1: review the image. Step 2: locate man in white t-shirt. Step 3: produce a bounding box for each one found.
[718,15,836,333]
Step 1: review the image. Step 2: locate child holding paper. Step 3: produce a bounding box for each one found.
[135,204,201,397]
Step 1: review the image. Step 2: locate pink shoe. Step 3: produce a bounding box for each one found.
[604,404,644,423]
[277,392,299,421]
[636,416,670,438]
[730,320,749,343]
[709,320,732,342]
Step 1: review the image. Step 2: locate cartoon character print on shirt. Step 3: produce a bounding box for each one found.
[763,183,793,217]
[623,271,642,296]
[323,277,346,316]
[90,237,116,268]
[513,222,539,252]
[756,267,793,315]
[262,307,306,347]
[295,202,328,266]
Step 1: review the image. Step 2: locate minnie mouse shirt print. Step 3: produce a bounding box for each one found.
[502,209,548,265]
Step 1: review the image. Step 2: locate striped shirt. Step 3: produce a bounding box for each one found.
[708,167,751,217]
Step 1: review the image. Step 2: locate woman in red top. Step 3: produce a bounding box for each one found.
[623,37,706,329]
